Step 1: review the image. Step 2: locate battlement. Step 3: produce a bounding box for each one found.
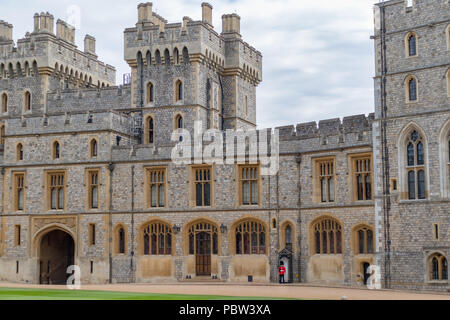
[5,110,131,138]
[0,12,116,87]
[46,85,131,113]
[124,2,262,84]
[276,114,374,141]
[373,0,450,35]
[0,20,13,43]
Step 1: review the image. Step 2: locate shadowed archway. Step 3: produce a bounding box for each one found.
[39,230,74,284]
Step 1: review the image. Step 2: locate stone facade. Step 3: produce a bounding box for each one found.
[0,1,448,291]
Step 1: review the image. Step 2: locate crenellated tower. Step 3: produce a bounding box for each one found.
[0,12,116,117]
[124,2,262,145]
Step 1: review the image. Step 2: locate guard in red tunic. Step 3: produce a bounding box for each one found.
[279,261,286,284]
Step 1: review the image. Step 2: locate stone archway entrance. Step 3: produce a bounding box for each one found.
[39,230,75,284]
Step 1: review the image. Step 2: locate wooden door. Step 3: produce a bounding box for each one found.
[196,232,211,276]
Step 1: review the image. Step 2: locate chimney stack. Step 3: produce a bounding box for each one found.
[56,19,75,44]
[202,3,213,28]
[33,12,55,34]
[138,2,153,23]
[222,14,241,37]
[84,35,96,55]
[0,20,13,42]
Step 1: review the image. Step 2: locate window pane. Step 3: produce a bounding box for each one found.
[417,142,424,165]
[204,182,210,206]
[321,179,327,202]
[159,184,165,207]
[285,226,292,245]
[259,232,266,254]
[243,233,250,254]
[442,258,448,280]
[329,230,335,254]
[367,230,373,254]
[251,181,258,204]
[236,233,242,254]
[151,234,157,255]
[151,185,157,207]
[158,233,164,255]
[322,231,327,254]
[315,231,321,254]
[408,171,416,199]
[242,181,249,205]
[407,143,414,166]
[357,175,364,200]
[58,188,64,209]
[365,174,372,200]
[409,78,417,101]
[144,233,149,255]
[418,170,425,199]
[18,189,23,210]
[51,188,57,209]
[251,232,257,254]
[328,177,334,202]
[119,229,125,254]
[196,183,202,206]
[358,230,365,254]
[92,186,98,208]
[432,258,439,280]
[336,230,342,254]
[409,35,416,56]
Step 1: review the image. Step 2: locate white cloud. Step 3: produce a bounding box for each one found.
[0,0,376,129]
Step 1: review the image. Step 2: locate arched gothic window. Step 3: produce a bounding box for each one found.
[143,222,172,255]
[407,77,417,101]
[1,93,7,113]
[285,225,292,249]
[175,80,183,101]
[429,253,448,281]
[117,227,126,254]
[406,131,426,199]
[24,91,31,111]
[17,143,24,161]
[53,141,60,159]
[147,116,154,144]
[182,47,190,64]
[407,33,417,56]
[147,82,154,103]
[173,48,179,65]
[90,139,98,158]
[313,218,342,254]
[235,220,266,255]
[164,49,171,65]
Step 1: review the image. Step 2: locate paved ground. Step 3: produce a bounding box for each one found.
[0,282,449,300]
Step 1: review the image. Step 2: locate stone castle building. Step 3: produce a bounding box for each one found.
[0,0,448,291]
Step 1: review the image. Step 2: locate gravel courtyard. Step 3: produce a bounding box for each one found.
[0,282,449,300]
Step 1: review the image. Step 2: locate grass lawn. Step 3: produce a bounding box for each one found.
[0,287,292,300]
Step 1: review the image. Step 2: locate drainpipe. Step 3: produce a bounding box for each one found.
[295,154,302,283]
[130,165,135,283]
[108,162,115,284]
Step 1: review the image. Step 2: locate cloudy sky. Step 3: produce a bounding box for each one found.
[1,0,377,129]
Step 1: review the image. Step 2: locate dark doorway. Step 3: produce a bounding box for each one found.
[278,249,293,283]
[362,262,371,285]
[39,230,75,285]
[196,232,211,276]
